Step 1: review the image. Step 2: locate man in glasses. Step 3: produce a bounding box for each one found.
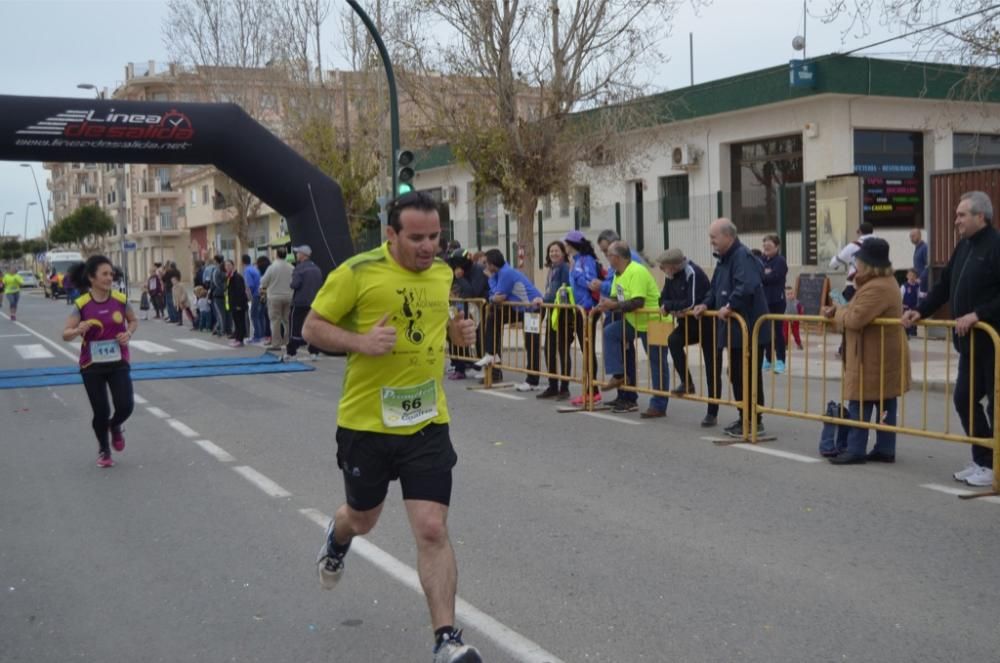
[303,191,482,662]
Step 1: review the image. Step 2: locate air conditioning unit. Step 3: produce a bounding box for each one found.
[441,186,458,204]
[671,144,698,170]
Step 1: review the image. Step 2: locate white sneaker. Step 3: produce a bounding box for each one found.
[515,382,540,392]
[468,369,484,380]
[954,462,980,482]
[473,354,497,368]
[965,466,995,487]
[308,353,320,361]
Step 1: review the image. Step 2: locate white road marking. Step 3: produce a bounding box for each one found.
[167,419,200,438]
[233,466,291,497]
[175,338,232,351]
[474,390,525,401]
[0,333,30,338]
[14,344,55,360]
[298,508,566,663]
[145,406,170,419]
[128,340,175,354]
[133,394,148,404]
[0,313,78,360]
[921,483,1000,504]
[728,443,823,463]
[192,439,235,463]
[583,411,643,426]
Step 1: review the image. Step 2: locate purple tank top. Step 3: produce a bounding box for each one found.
[76,291,130,369]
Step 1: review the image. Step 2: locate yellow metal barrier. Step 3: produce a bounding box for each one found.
[750,314,1000,493]
[591,308,752,433]
[447,298,490,386]
[476,300,593,396]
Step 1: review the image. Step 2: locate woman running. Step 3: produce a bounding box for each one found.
[62,256,138,468]
[3,265,24,321]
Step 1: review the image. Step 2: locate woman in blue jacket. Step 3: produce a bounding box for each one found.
[563,230,602,406]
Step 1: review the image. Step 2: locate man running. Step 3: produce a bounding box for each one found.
[302,191,481,663]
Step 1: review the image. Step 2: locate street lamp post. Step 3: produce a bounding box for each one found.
[77,83,104,99]
[23,202,37,269]
[20,164,51,253]
[2,211,12,240]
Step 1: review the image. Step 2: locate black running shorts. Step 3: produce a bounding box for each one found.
[335,423,458,511]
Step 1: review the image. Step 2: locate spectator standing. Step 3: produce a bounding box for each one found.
[284,245,323,361]
[224,258,248,347]
[261,247,294,351]
[194,286,211,331]
[209,255,230,336]
[656,248,721,427]
[596,241,668,416]
[903,191,1000,487]
[538,240,572,399]
[910,228,929,296]
[783,285,804,351]
[900,269,921,338]
[163,261,181,323]
[242,254,263,343]
[829,221,875,302]
[691,218,771,438]
[563,231,602,406]
[147,268,164,319]
[255,256,272,344]
[822,238,911,464]
[760,234,788,374]
[172,272,196,329]
[445,249,489,380]
[475,249,543,391]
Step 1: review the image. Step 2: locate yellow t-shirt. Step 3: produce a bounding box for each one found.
[311,242,453,435]
[609,260,662,332]
[3,273,24,294]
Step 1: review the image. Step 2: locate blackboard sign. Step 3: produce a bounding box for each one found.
[796,273,830,316]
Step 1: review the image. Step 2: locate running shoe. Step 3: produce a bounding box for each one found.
[432,630,482,663]
[97,452,115,468]
[569,392,602,407]
[317,520,350,590]
[110,426,125,453]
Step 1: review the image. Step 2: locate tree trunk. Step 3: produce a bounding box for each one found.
[516,193,539,282]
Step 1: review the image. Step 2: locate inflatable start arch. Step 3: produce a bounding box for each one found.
[0,95,353,274]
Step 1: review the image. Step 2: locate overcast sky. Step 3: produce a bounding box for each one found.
[0,0,930,240]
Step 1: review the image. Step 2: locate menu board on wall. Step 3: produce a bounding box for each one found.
[857,164,921,222]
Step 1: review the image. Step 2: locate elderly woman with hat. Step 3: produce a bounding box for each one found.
[822,238,912,464]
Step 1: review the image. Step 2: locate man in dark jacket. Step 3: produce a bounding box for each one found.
[657,248,721,427]
[447,249,489,379]
[904,191,1000,488]
[209,254,230,336]
[692,218,771,437]
[285,244,324,360]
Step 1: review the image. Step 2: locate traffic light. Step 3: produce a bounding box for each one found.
[396,149,415,195]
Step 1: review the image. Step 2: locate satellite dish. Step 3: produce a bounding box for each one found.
[792,35,806,51]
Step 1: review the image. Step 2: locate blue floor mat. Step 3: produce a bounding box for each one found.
[0,353,314,389]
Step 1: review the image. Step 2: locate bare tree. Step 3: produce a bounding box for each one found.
[817,1,999,101]
[163,0,285,258]
[398,0,696,279]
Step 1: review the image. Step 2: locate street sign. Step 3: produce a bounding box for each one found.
[122,240,137,251]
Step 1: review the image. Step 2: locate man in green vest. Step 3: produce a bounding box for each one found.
[595,241,670,415]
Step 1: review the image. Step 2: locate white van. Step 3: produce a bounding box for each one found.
[42,250,84,299]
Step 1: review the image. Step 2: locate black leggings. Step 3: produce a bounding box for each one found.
[81,364,134,454]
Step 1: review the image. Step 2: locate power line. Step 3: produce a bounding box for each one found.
[841,4,1000,56]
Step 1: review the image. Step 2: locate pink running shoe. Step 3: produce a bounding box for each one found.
[111,426,125,452]
[97,452,115,468]
[569,392,602,407]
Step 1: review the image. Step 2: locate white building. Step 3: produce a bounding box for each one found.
[411,55,1000,284]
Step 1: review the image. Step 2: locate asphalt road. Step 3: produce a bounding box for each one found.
[2,290,999,662]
